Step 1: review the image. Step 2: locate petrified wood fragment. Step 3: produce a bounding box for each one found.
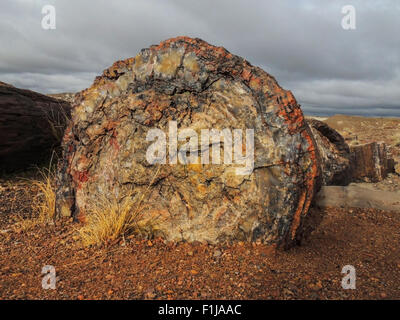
[0,82,70,171]
[56,37,321,248]
[307,119,351,186]
[350,142,395,182]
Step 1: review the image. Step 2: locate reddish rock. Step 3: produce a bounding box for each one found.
[56,36,321,249]
[0,83,71,171]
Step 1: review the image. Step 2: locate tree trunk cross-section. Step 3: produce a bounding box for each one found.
[56,37,321,249]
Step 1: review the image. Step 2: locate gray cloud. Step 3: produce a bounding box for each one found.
[0,0,399,116]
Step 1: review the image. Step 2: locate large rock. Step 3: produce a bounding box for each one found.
[307,119,351,185]
[56,37,321,249]
[0,82,71,172]
[350,142,395,182]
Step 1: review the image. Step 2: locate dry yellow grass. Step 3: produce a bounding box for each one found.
[13,166,57,232]
[12,158,161,246]
[31,168,57,223]
[78,167,161,247]
[78,192,137,247]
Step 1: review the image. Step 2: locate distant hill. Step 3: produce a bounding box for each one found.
[47,92,76,104]
[0,81,14,87]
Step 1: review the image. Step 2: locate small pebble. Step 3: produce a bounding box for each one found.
[213,249,222,258]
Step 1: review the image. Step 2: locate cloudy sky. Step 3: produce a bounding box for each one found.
[1,0,399,116]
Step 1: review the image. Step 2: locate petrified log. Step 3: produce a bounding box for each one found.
[350,142,395,182]
[56,37,321,249]
[0,82,71,172]
[307,119,351,186]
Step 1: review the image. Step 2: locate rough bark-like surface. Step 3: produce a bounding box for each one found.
[307,119,351,186]
[350,142,395,182]
[0,83,71,172]
[56,37,321,249]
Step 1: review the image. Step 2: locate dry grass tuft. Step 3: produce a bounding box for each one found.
[31,167,57,223]
[79,192,138,247]
[78,167,161,247]
[13,166,57,232]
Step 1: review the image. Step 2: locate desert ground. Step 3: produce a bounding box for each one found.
[0,114,399,300]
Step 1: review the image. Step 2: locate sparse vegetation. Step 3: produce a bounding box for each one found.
[12,159,57,232]
[40,100,71,143]
[31,167,57,223]
[79,191,141,247]
[78,167,161,247]
[10,159,161,245]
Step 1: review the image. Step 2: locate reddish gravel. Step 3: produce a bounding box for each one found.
[0,178,400,300]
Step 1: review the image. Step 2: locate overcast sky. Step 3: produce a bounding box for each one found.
[1,0,399,116]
